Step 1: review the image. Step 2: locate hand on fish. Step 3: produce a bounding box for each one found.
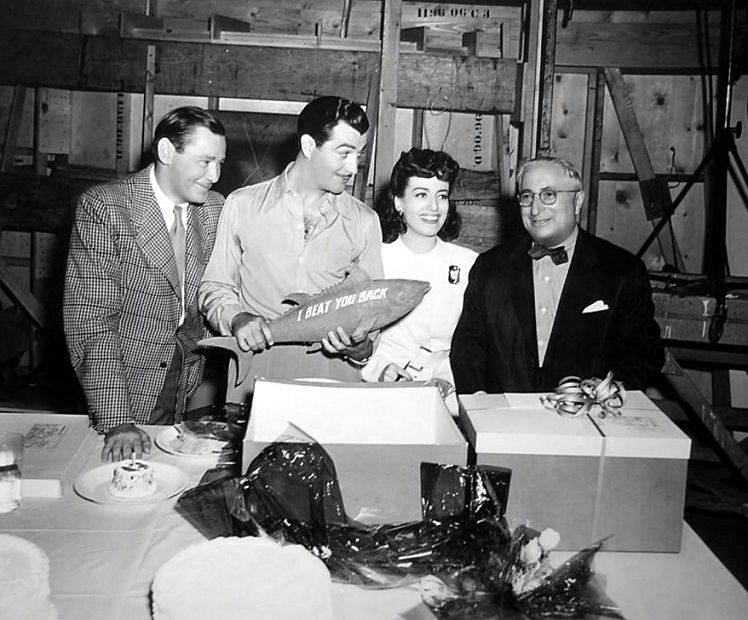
[231,312,274,352]
[321,326,373,362]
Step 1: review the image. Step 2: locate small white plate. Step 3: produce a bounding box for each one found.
[154,426,226,458]
[73,462,188,506]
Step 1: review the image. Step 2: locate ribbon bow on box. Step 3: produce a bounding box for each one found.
[540,371,626,419]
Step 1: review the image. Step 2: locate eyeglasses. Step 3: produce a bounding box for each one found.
[517,189,579,208]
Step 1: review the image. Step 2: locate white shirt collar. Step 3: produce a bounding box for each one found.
[149,164,188,227]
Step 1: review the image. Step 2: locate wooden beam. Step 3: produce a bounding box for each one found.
[1,1,737,72]
[142,44,156,160]
[604,68,667,217]
[656,399,748,433]
[411,110,424,149]
[0,257,49,333]
[517,0,542,161]
[702,4,735,291]
[535,0,558,156]
[120,12,210,43]
[340,0,353,38]
[582,69,605,234]
[0,30,517,114]
[495,114,511,198]
[354,70,380,203]
[555,20,723,71]
[662,349,748,485]
[1,86,27,172]
[374,0,402,195]
[604,67,685,270]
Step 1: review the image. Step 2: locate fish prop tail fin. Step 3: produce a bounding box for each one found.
[197,337,254,387]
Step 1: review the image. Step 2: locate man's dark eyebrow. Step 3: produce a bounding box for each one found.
[334,141,361,150]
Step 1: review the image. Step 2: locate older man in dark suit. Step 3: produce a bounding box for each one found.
[64,107,226,461]
[451,156,663,395]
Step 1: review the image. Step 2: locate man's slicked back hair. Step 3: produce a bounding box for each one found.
[151,106,225,162]
[297,96,369,146]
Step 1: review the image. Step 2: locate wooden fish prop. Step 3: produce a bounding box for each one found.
[199,277,431,385]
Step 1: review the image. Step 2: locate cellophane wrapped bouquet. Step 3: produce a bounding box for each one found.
[177,438,622,619]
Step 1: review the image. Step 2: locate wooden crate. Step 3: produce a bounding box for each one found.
[653,290,748,346]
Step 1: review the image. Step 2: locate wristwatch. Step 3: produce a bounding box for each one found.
[346,355,370,367]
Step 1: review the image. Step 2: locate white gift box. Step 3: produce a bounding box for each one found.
[460,391,691,552]
[243,379,467,523]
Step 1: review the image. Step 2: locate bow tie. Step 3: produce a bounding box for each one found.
[528,243,568,265]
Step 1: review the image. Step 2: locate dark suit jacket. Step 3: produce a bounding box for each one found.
[450,229,664,394]
[63,167,224,432]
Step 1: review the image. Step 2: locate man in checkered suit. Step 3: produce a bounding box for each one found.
[63,107,226,461]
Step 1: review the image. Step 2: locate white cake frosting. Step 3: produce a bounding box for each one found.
[109,459,156,498]
[0,534,58,620]
[152,536,335,620]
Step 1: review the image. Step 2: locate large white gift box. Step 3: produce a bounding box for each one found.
[243,379,467,523]
[459,391,691,552]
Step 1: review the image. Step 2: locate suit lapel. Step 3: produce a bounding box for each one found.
[506,238,539,368]
[547,229,598,354]
[129,168,182,299]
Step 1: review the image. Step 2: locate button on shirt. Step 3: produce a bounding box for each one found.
[150,165,187,324]
[198,163,383,334]
[533,227,578,365]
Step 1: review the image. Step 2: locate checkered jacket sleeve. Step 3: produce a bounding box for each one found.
[63,182,135,432]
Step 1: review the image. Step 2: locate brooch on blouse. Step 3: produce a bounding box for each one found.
[448,265,460,284]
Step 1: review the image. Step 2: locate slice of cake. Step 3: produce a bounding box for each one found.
[152,537,335,620]
[109,459,157,499]
[0,534,58,620]
[174,431,224,456]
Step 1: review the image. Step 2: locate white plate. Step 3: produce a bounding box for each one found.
[73,462,188,506]
[154,426,226,458]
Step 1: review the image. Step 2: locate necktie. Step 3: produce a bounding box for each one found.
[528,243,568,265]
[169,204,186,284]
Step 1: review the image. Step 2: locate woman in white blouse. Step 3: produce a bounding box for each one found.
[361,148,477,411]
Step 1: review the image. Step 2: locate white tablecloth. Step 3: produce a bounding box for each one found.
[1,413,746,620]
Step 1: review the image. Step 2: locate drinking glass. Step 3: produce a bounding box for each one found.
[0,431,24,512]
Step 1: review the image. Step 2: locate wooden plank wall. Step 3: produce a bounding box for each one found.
[551,72,710,273]
[0,1,745,264]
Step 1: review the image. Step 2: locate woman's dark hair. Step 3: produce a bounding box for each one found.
[377,148,462,243]
[297,96,369,146]
[151,106,225,162]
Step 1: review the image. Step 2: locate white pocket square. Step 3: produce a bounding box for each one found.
[582,300,609,314]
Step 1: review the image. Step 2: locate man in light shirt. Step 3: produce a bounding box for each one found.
[451,156,663,395]
[64,107,226,461]
[199,96,382,400]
